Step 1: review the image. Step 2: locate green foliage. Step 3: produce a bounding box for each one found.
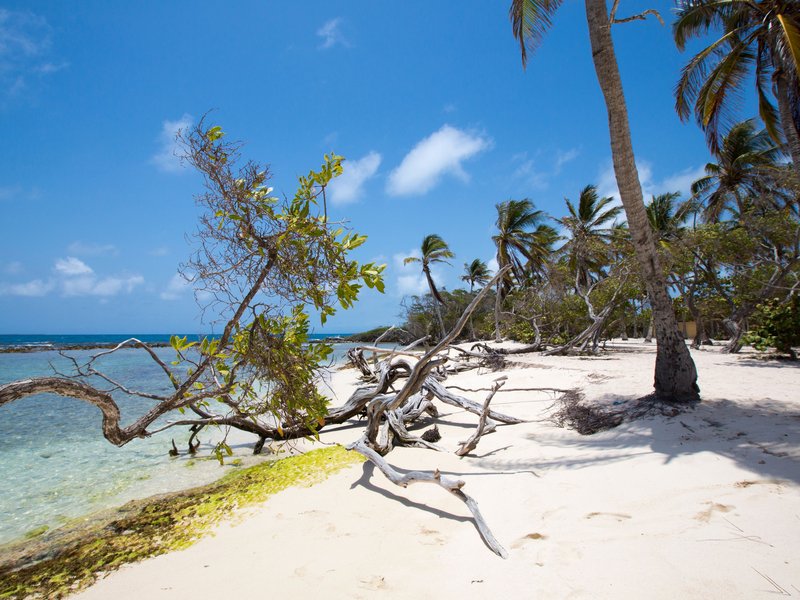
[744,296,800,357]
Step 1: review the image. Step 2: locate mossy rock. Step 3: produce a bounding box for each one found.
[0,445,362,599]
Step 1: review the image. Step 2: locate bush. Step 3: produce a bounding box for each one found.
[744,296,800,358]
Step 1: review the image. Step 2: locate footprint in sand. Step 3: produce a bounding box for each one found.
[511,532,548,549]
[694,502,733,522]
[419,525,446,546]
[358,575,387,590]
[585,512,632,522]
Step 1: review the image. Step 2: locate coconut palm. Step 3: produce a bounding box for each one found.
[511,0,699,400]
[461,259,491,292]
[646,192,691,243]
[404,234,454,339]
[492,199,557,341]
[673,0,800,170]
[558,184,623,287]
[690,120,785,222]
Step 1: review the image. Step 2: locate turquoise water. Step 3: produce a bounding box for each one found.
[0,335,358,545]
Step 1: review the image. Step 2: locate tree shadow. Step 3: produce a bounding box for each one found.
[477,396,800,485]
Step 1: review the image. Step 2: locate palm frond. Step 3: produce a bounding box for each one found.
[509,0,564,69]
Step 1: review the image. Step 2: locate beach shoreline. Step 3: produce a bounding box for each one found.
[3,340,799,599]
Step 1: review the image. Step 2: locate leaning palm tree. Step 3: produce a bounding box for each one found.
[404,234,454,339]
[510,0,699,401]
[673,0,800,171]
[492,199,556,342]
[461,259,491,292]
[690,120,785,222]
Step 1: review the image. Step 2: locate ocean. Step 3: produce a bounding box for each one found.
[0,333,359,545]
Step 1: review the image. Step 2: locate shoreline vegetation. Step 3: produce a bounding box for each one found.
[0,446,362,599]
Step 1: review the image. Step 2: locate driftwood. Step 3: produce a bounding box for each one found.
[456,377,506,456]
[348,437,508,558]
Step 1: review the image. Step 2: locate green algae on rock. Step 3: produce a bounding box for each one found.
[0,445,362,600]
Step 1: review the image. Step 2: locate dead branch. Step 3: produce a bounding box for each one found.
[348,438,508,558]
[456,378,506,456]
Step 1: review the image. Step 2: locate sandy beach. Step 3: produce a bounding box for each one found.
[68,341,800,599]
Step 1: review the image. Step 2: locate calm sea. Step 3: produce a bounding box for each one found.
[0,333,356,545]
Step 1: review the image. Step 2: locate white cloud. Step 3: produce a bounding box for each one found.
[393,250,427,296]
[160,273,189,300]
[329,151,382,205]
[511,153,548,190]
[52,257,143,297]
[0,279,53,297]
[0,185,22,201]
[151,114,192,173]
[598,160,705,208]
[67,241,118,257]
[62,274,143,297]
[149,246,170,257]
[487,257,499,275]
[387,125,491,196]
[54,256,93,276]
[317,18,348,49]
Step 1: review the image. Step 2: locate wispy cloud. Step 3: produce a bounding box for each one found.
[54,256,93,276]
[393,250,427,296]
[151,114,192,173]
[555,148,580,172]
[317,18,348,49]
[67,241,118,257]
[0,8,65,99]
[0,279,53,297]
[387,125,491,196]
[597,160,706,209]
[160,273,188,300]
[149,246,170,257]
[329,151,382,205]
[53,257,143,297]
[511,153,548,190]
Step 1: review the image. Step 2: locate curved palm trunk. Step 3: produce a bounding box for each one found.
[423,266,446,340]
[776,73,800,176]
[585,0,699,401]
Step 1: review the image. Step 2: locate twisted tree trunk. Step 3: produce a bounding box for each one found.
[584,0,699,401]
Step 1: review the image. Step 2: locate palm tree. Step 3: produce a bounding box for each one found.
[510,0,699,401]
[404,234,454,339]
[690,120,785,222]
[558,184,623,287]
[492,199,557,341]
[673,0,800,171]
[461,259,491,292]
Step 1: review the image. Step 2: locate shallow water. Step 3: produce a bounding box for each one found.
[0,338,367,545]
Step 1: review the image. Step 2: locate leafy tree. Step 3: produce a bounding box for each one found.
[510,0,699,401]
[404,234,454,340]
[0,122,385,454]
[673,0,800,170]
[745,295,800,358]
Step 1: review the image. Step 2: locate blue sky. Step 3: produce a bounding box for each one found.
[0,1,753,334]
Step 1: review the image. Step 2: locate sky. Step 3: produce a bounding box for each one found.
[0,1,756,334]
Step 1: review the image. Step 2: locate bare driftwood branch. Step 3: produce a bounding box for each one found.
[348,438,508,558]
[456,378,506,456]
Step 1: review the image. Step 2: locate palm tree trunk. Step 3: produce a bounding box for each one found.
[494,280,503,342]
[584,0,699,401]
[776,73,800,176]
[423,266,446,340]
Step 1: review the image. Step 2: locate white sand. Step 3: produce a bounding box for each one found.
[71,341,800,599]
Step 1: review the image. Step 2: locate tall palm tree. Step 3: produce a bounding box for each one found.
[673,0,800,171]
[492,199,557,342]
[646,192,689,242]
[690,120,785,222]
[511,0,699,401]
[461,259,491,292]
[404,234,454,339]
[558,184,623,287]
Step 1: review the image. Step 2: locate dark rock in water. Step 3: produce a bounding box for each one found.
[421,426,441,443]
